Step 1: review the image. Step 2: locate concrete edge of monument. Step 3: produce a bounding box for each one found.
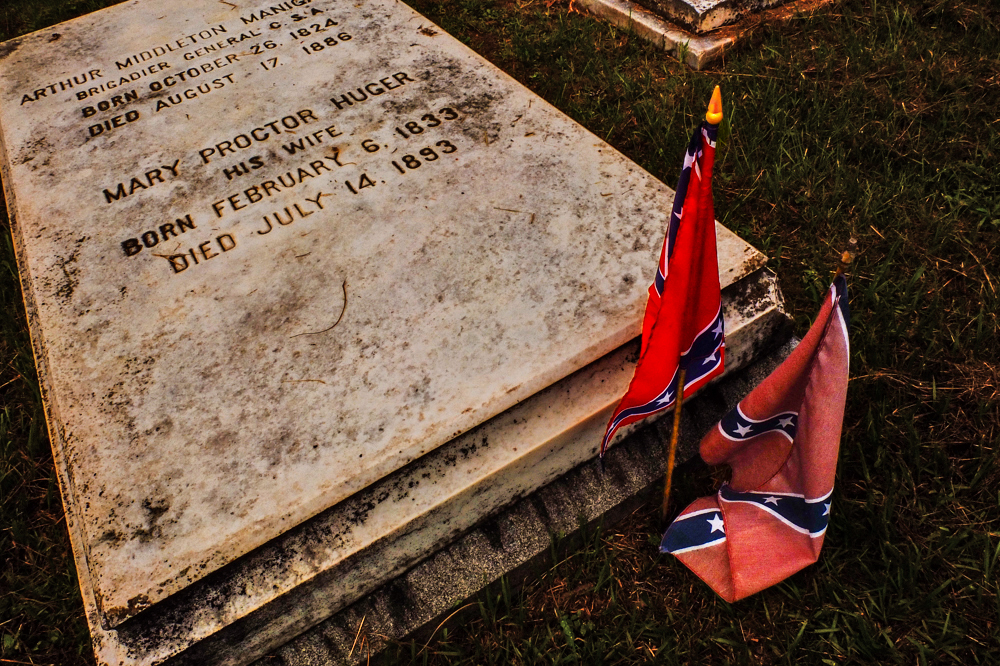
[262,336,801,666]
[576,0,837,69]
[85,266,790,666]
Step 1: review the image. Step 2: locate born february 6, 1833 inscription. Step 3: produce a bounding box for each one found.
[0,0,761,654]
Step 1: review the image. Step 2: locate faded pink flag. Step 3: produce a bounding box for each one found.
[661,274,850,602]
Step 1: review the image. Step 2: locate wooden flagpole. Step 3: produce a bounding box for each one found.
[662,368,686,519]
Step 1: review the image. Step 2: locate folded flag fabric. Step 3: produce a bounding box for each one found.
[599,101,725,457]
[660,274,850,602]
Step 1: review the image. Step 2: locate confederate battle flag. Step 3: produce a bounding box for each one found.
[599,88,726,457]
[661,274,850,601]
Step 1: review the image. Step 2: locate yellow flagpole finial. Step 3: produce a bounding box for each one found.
[706,85,723,125]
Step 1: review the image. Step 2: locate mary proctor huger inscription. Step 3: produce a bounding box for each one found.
[0,0,771,661]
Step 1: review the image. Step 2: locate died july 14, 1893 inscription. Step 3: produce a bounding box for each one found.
[0,0,776,664]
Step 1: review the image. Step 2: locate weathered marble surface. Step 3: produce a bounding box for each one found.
[90,269,787,666]
[0,0,770,641]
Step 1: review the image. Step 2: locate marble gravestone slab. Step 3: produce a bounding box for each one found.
[0,0,781,663]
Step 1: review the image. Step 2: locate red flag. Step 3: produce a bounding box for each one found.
[660,275,850,602]
[600,95,726,457]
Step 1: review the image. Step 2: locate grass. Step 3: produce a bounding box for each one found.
[2,0,999,663]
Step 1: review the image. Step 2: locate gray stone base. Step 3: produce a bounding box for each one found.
[261,337,797,665]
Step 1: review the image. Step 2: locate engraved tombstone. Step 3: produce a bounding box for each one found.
[0,0,787,663]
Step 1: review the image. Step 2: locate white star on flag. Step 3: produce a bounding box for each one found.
[654,390,674,406]
[763,496,781,505]
[735,423,752,436]
[712,319,724,335]
[778,416,794,428]
[707,514,725,534]
[823,502,831,516]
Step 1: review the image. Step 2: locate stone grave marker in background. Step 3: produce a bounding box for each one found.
[0,0,787,663]
[576,0,833,69]
[630,0,789,33]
